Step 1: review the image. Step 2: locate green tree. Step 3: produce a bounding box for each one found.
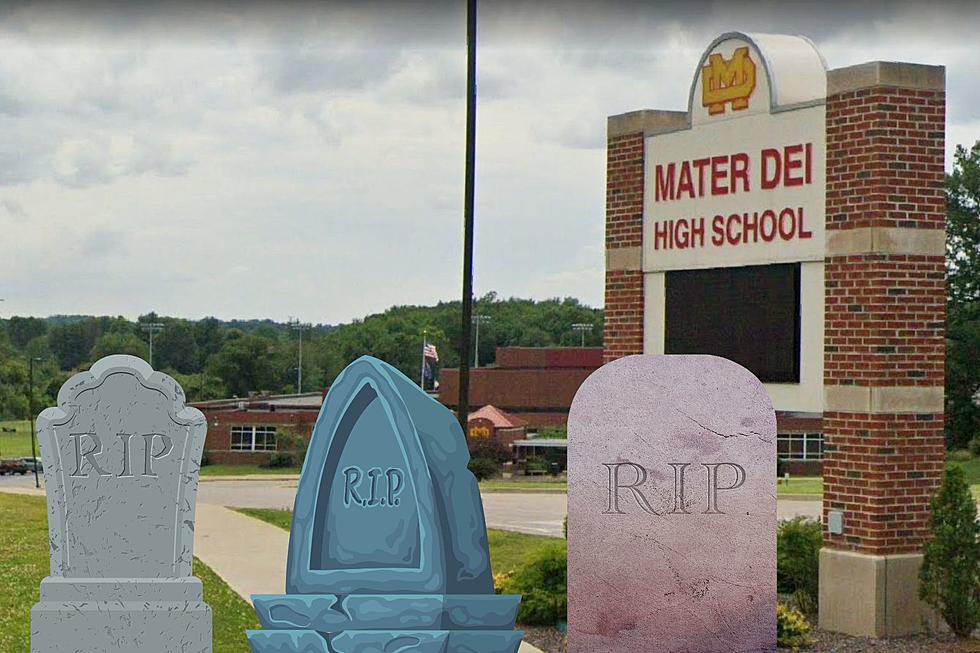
[89,332,149,361]
[919,465,980,636]
[48,321,96,370]
[206,334,278,397]
[946,142,980,449]
[154,321,200,374]
[6,316,48,351]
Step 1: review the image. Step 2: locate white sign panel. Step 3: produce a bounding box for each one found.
[643,33,827,272]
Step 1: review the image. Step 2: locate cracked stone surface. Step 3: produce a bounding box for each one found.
[31,354,211,652]
[567,354,777,653]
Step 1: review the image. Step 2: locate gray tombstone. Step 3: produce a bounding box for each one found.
[31,355,211,652]
[247,355,523,653]
[567,355,776,652]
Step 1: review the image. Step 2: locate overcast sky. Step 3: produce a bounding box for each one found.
[1,1,977,324]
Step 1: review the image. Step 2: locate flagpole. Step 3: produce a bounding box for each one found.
[420,329,427,388]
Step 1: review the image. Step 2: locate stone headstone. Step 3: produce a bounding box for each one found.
[31,355,211,652]
[567,354,776,652]
[247,356,523,653]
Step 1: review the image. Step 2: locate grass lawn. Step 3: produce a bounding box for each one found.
[200,464,301,477]
[0,420,36,459]
[776,476,823,497]
[0,492,258,652]
[479,479,566,493]
[234,508,560,575]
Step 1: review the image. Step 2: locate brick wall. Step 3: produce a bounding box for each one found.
[604,132,646,363]
[202,409,318,462]
[823,67,946,555]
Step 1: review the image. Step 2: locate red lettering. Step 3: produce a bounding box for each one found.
[761,149,781,189]
[778,208,796,240]
[710,156,728,196]
[693,158,710,197]
[799,207,812,239]
[677,162,694,199]
[654,221,670,250]
[655,164,676,202]
[731,153,750,193]
[711,215,725,246]
[743,211,758,243]
[726,214,741,245]
[676,218,689,248]
[783,144,804,186]
[760,210,776,242]
[805,143,812,185]
[691,217,705,248]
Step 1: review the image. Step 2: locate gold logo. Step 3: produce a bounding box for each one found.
[469,425,491,439]
[701,46,756,116]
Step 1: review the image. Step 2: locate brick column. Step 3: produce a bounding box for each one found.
[604,110,686,364]
[819,62,946,637]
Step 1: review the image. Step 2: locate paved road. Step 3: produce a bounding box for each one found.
[0,475,821,537]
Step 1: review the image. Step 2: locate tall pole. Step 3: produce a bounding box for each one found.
[473,314,490,368]
[420,329,428,388]
[457,0,477,435]
[290,320,310,394]
[572,322,593,347]
[140,322,164,367]
[29,356,40,488]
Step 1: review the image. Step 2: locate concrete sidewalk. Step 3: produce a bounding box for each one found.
[194,504,544,653]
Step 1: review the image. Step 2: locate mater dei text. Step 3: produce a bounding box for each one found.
[652,142,816,251]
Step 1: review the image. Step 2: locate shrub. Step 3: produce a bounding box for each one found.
[949,449,974,463]
[497,542,567,626]
[777,517,821,613]
[777,602,813,650]
[199,451,211,467]
[919,464,980,637]
[776,457,786,478]
[468,457,500,481]
[969,437,980,457]
[469,437,511,464]
[263,451,296,468]
[275,429,310,466]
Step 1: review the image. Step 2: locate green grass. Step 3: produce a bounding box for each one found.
[776,476,823,497]
[479,479,567,493]
[200,464,301,477]
[234,508,560,576]
[0,493,258,652]
[0,420,36,459]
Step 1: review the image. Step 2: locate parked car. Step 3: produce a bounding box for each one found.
[19,457,42,473]
[0,459,28,475]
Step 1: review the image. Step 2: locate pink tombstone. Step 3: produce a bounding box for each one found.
[567,355,776,652]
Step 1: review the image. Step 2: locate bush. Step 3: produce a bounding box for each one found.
[199,451,211,467]
[777,517,821,613]
[263,451,296,468]
[468,457,500,481]
[776,457,787,478]
[919,464,980,637]
[949,449,974,463]
[275,429,310,466]
[497,542,567,626]
[469,438,511,464]
[969,437,980,457]
[777,603,813,650]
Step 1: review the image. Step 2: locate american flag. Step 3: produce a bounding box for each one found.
[423,343,439,362]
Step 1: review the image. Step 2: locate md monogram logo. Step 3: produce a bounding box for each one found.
[602,461,747,516]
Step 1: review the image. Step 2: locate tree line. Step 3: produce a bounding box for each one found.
[0,293,603,420]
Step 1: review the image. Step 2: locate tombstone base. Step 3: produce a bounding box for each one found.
[818,549,941,637]
[246,628,524,653]
[252,593,521,631]
[31,576,212,652]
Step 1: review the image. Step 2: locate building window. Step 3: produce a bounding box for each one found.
[777,432,823,461]
[230,425,277,452]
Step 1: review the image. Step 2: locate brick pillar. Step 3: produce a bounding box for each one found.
[604,110,686,364]
[819,62,946,637]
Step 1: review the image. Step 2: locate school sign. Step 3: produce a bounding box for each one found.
[604,32,946,638]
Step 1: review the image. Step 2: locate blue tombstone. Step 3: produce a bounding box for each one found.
[247,356,523,653]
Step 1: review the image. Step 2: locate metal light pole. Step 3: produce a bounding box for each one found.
[572,322,593,347]
[420,329,428,388]
[28,356,41,488]
[140,322,164,367]
[290,320,311,394]
[457,0,478,435]
[473,315,490,368]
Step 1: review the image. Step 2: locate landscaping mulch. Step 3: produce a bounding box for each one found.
[522,625,566,652]
[782,629,980,652]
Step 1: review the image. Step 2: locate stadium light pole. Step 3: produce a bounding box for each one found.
[572,322,593,347]
[140,322,164,367]
[457,0,477,436]
[290,320,311,394]
[473,315,490,368]
[28,356,42,488]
